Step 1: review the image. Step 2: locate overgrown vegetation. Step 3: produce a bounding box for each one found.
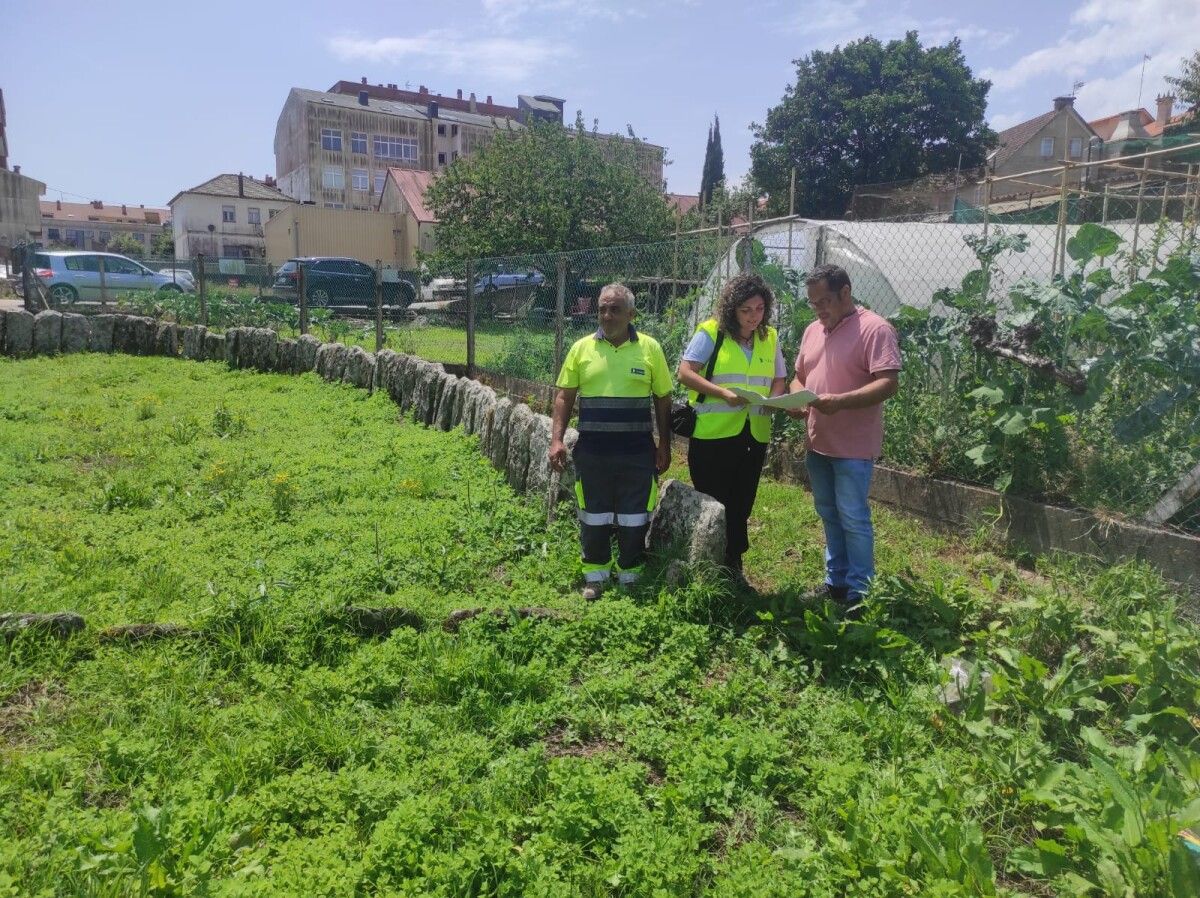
[2,354,1198,896]
[883,225,1200,522]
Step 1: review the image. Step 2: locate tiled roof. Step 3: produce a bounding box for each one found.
[994,110,1058,170]
[1089,108,1153,141]
[293,87,523,132]
[386,168,437,223]
[168,174,294,207]
[41,200,170,225]
[666,193,699,215]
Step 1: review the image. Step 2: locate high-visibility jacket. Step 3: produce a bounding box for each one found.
[687,319,777,443]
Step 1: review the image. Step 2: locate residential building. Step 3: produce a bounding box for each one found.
[378,168,437,264]
[0,88,46,252]
[274,81,666,210]
[38,199,170,252]
[0,167,43,251]
[991,96,1100,197]
[168,173,296,260]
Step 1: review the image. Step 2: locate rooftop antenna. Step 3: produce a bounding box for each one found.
[1136,53,1151,110]
[1071,80,1085,97]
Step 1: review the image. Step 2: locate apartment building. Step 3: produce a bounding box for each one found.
[168,173,296,260]
[273,82,666,209]
[39,199,170,252]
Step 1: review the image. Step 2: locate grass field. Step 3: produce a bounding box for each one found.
[2,354,1198,897]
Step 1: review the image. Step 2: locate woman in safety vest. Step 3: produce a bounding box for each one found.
[677,273,789,581]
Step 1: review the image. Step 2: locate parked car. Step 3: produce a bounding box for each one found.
[272,257,415,307]
[30,252,189,304]
[475,269,545,293]
[158,267,197,291]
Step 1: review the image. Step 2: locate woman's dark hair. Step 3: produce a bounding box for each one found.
[805,264,852,294]
[716,273,774,339]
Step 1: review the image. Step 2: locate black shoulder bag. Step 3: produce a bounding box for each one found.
[670,330,725,438]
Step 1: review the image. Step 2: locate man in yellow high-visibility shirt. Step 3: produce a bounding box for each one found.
[549,283,673,600]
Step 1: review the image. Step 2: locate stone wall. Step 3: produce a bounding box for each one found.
[0,312,727,571]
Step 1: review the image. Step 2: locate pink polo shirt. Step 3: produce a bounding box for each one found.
[794,307,901,459]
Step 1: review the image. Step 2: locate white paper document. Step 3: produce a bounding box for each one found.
[727,386,818,410]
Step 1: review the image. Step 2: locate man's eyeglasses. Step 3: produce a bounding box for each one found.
[807,297,836,309]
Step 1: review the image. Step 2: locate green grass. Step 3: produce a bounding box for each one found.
[2,354,1199,897]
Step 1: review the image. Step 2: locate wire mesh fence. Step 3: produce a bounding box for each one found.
[7,147,1199,536]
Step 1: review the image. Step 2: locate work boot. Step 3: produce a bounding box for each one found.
[581,582,605,602]
[800,583,849,604]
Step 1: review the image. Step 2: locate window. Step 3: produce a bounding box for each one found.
[47,227,60,240]
[350,131,367,154]
[247,207,261,225]
[322,166,344,189]
[268,208,280,219]
[451,150,459,161]
[451,125,458,136]
[352,169,369,191]
[1040,137,1054,158]
[65,255,100,272]
[373,135,418,162]
[438,152,446,165]
[65,229,86,247]
[1069,137,1083,159]
[222,205,236,223]
[96,230,110,244]
[437,124,446,136]
[323,202,345,209]
[105,256,143,275]
[374,172,385,195]
[321,128,342,151]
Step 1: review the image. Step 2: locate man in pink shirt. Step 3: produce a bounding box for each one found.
[789,264,901,612]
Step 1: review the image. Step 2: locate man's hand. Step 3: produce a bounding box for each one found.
[722,388,749,407]
[655,441,671,475]
[784,406,809,420]
[808,393,844,415]
[549,438,569,472]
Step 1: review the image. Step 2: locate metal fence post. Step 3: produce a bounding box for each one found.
[465,260,476,379]
[297,260,308,335]
[1129,158,1150,285]
[374,259,384,352]
[98,255,108,308]
[195,253,207,326]
[554,256,567,375]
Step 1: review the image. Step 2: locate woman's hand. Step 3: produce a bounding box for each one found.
[722,389,749,407]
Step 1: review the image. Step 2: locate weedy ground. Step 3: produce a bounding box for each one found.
[1,354,1197,897]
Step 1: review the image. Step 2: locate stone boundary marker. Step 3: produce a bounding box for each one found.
[2,309,726,580]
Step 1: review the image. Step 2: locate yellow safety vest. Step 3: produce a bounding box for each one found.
[688,319,777,443]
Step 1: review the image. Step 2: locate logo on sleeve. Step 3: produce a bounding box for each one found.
[630,367,646,376]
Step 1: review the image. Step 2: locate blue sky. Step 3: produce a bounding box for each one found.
[3,0,1195,208]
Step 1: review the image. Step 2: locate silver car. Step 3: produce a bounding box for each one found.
[158,267,197,291]
[30,251,190,304]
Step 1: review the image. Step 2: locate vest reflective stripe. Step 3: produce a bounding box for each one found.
[616,512,650,527]
[689,320,778,443]
[577,395,652,433]
[579,510,615,525]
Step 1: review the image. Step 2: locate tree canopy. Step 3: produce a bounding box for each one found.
[700,115,725,207]
[423,118,673,266]
[1166,49,1200,112]
[750,31,995,218]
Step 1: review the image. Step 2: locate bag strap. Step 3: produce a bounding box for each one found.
[696,329,725,405]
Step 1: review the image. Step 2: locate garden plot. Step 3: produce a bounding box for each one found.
[2,354,1198,896]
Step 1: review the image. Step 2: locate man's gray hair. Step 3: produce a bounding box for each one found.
[599,283,636,310]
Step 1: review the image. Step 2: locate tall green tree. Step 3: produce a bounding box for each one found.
[750,31,995,218]
[424,117,672,266]
[1166,49,1200,112]
[106,232,145,258]
[700,115,725,206]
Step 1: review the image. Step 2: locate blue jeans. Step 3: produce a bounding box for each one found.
[805,451,875,600]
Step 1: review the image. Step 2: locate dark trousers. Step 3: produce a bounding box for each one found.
[688,422,768,568]
[573,449,657,583]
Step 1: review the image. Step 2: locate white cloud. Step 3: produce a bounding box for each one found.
[988,111,1026,132]
[981,0,1200,118]
[782,2,1015,53]
[482,0,643,27]
[328,32,565,84]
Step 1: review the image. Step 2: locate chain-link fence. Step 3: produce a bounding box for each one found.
[8,146,1198,536]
